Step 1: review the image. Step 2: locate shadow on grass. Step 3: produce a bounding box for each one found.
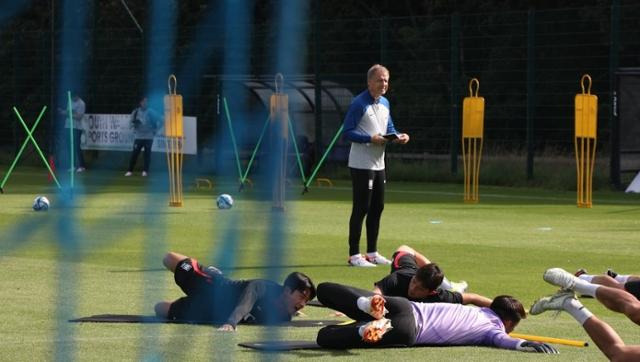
[240,349,358,358]
[109,263,347,273]
[606,207,640,214]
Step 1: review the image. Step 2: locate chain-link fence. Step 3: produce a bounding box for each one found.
[2,3,639,182]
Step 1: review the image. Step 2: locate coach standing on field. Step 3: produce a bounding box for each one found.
[125,96,159,177]
[343,64,410,268]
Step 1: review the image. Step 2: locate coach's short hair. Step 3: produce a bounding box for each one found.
[367,64,389,80]
[283,272,316,300]
[414,263,445,291]
[490,295,526,323]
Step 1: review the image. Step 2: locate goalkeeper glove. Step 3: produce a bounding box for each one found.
[516,340,559,354]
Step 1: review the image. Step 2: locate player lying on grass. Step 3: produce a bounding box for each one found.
[154,252,316,331]
[531,268,640,360]
[575,268,640,300]
[315,282,557,353]
[372,245,493,307]
[533,267,640,326]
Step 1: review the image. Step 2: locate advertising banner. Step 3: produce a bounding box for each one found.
[81,114,197,155]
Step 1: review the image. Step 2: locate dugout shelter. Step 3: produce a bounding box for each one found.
[205,74,354,175]
[611,68,640,189]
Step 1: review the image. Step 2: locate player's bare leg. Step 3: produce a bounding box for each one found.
[594,286,640,326]
[582,316,640,361]
[588,275,625,289]
[545,268,640,326]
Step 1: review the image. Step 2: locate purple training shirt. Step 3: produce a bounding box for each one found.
[411,302,523,349]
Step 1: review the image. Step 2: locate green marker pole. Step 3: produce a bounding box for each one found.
[1,106,50,191]
[12,107,61,188]
[303,124,343,193]
[288,117,307,184]
[67,91,74,188]
[222,97,244,184]
[0,121,36,191]
[241,114,270,184]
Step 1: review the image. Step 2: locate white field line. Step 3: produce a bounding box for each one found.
[324,185,640,205]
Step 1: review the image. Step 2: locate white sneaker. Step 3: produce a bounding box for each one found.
[142,171,148,177]
[530,290,576,315]
[124,171,133,177]
[349,255,376,267]
[365,252,392,265]
[361,318,393,344]
[76,167,86,173]
[450,280,469,293]
[357,294,388,319]
[543,268,578,290]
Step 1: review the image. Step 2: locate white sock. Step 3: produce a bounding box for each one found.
[358,324,366,337]
[573,279,600,297]
[578,274,594,283]
[615,275,630,283]
[439,277,453,290]
[564,297,593,325]
[357,296,371,314]
[366,252,378,258]
[350,254,361,260]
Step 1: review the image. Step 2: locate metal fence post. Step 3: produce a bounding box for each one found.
[450,12,460,175]
[609,0,621,188]
[313,2,323,163]
[526,8,536,179]
[49,0,56,155]
[380,16,388,64]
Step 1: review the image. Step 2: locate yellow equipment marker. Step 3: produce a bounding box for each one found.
[337,319,355,325]
[510,333,588,347]
[462,78,485,203]
[164,74,184,207]
[270,73,289,211]
[574,74,598,208]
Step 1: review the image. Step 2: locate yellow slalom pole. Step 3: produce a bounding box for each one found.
[510,333,588,348]
[164,74,184,207]
[461,78,484,203]
[270,73,288,211]
[574,74,597,208]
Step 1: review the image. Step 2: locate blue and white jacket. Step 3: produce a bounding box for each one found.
[343,90,397,170]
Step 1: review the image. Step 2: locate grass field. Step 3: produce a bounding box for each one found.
[1,167,639,361]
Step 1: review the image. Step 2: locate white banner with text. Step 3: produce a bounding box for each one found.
[80,114,197,155]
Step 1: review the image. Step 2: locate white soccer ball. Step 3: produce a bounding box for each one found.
[216,194,234,210]
[33,196,50,211]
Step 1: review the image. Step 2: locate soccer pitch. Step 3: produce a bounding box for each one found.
[1,168,639,361]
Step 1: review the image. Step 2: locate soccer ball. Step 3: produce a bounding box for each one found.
[33,196,50,211]
[216,194,234,210]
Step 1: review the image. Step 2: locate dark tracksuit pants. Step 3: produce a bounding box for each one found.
[349,168,385,256]
[316,282,417,348]
[73,129,86,168]
[127,139,153,172]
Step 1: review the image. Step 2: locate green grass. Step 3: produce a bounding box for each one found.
[384,154,612,190]
[1,167,640,361]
